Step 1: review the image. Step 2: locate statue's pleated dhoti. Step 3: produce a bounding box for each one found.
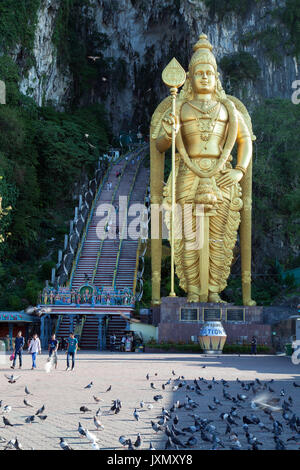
[166,157,243,299]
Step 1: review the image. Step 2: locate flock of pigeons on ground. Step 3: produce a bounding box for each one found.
[1,369,300,450]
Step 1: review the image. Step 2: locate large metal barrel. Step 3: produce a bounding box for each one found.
[198,321,227,354]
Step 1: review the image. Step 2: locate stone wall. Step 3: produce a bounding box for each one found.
[157,297,271,346]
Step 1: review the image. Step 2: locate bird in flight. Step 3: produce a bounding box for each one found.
[87,56,100,62]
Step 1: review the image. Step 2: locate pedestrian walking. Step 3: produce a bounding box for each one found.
[28,333,42,370]
[11,331,25,369]
[110,334,116,352]
[66,332,78,371]
[251,336,257,355]
[48,334,59,369]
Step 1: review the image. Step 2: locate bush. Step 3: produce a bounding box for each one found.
[145,341,271,354]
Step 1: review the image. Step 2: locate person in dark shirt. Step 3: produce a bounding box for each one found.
[11,331,25,369]
[251,336,257,355]
[48,334,59,369]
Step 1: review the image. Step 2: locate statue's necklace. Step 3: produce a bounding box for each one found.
[187,100,219,116]
[187,102,221,147]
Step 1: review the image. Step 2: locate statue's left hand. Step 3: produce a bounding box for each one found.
[218,169,243,187]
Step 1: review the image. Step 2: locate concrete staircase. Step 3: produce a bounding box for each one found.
[71,159,127,289]
[56,316,71,345]
[80,315,99,349]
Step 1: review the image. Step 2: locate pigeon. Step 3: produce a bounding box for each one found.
[153,395,163,401]
[165,436,178,450]
[59,438,72,450]
[173,415,179,425]
[85,429,99,443]
[150,383,157,389]
[25,415,35,424]
[78,422,87,437]
[119,435,129,446]
[208,405,217,411]
[127,439,135,450]
[134,433,142,448]
[93,416,104,431]
[3,416,13,427]
[172,370,176,376]
[151,420,163,433]
[293,382,300,388]
[146,373,150,380]
[185,436,198,447]
[3,405,12,413]
[25,386,32,395]
[140,400,145,408]
[23,399,33,408]
[80,406,91,413]
[93,396,102,403]
[37,415,47,421]
[35,405,45,416]
[4,374,20,384]
[106,385,112,392]
[13,437,23,450]
[171,424,186,436]
[149,442,155,450]
[95,407,102,417]
[133,409,140,421]
[147,404,153,409]
[84,382,93,389]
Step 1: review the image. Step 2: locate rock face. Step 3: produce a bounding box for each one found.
[13,0,299,132]
[19,0,72,109]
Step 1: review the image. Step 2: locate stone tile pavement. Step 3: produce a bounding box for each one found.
[0,351,300,450]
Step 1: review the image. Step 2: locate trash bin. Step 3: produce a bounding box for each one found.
[198,321,227,354]
[285,343,293,356]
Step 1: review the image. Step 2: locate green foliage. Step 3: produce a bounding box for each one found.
[220,52,260,84]
[280,0,300,58]
[0,0,40,59]
[0,56,22,105]
[0,97,109,308]
[241,27,284,64]
[145,342,271,354]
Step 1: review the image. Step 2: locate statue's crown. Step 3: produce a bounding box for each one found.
[189,33,217,73]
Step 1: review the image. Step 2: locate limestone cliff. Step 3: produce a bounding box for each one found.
[8,0,298,133]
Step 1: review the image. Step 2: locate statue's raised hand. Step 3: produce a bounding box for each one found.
[162,112,179,138]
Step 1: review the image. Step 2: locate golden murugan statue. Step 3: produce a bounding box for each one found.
[150,34,256,306]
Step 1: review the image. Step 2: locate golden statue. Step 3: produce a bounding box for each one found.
[150,34,256,306]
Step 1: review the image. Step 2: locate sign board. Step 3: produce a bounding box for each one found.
[180,308,198,322]
[203,308,221,321]
[226,308,245,322]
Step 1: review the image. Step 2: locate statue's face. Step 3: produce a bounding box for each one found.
[191,63,216,95]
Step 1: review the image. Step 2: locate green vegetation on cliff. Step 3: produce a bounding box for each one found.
[0,50,109,310]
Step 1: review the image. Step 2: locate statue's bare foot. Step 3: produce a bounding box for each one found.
[187,293,199,303]
[208,293,227,303]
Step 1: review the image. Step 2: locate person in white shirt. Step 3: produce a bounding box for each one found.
[28,333,42,370]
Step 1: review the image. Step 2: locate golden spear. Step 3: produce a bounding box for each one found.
[162,58,186,297]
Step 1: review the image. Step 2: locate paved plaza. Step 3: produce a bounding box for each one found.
[0,351,300,450]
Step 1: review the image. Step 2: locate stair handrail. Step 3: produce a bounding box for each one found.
[112,152,146,289]
[54,315,62,336]
[133,178,149,295]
